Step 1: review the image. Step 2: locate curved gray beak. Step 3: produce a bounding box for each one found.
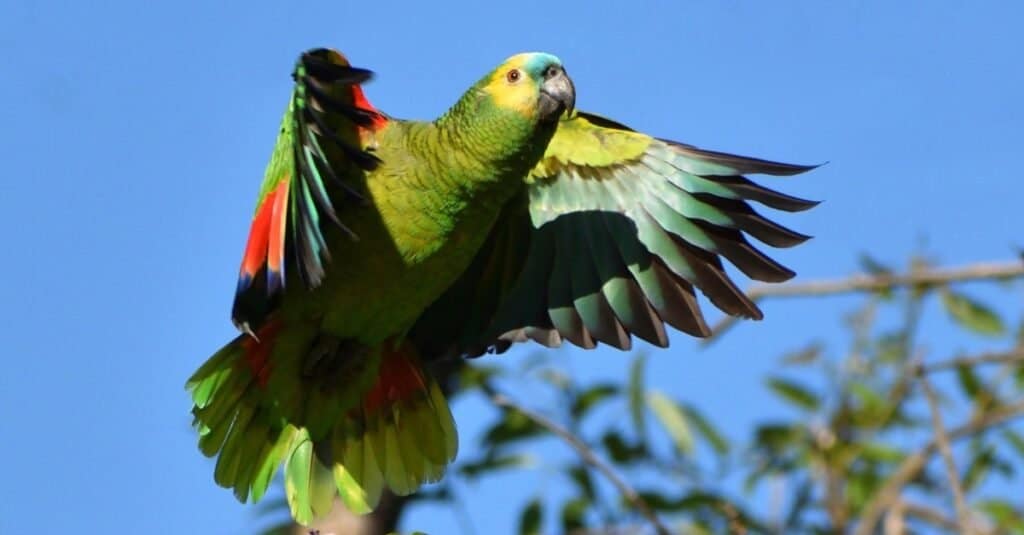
[538,66,575,121]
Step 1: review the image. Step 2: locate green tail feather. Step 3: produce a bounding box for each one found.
[187,335,458,526]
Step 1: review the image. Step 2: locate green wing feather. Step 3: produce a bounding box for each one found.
[231,49,383,332]
[411,112,817,358]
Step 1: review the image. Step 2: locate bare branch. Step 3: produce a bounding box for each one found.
[900,500,964,532]
[919,370,973,533]
[922,348,1024,373]
[744,261,1023,299]
[482,383,674,535]
[703,259,1024,344]
[854,399,1024,535]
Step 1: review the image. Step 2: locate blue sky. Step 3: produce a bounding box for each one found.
[1,1,1022,533]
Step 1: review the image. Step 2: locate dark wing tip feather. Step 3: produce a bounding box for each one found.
[707,175,820,213]
[691,220,796,283]
[689,193,812,248]
[298,49,374,85]
[289,49,379,287]
[663,140,820,176]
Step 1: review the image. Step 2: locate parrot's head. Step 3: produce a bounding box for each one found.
[480,52,576,123]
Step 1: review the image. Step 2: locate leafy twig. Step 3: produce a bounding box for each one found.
[481,382,673,535]
[853,399,1024,535]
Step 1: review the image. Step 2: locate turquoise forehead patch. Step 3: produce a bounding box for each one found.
[522,52,562,73]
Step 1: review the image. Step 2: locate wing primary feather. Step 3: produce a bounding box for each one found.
[299,50,375,84]
[663,140,820,176]
[668,236,763,320]
[298,144,346,229]
[706,175,820,212]
[688,193,811,248]
[293,129,358,243]
[299,117,368,203]
[302,105,381,172]
[303,76,382,128]
[598,211,669,347]
[547,224,595,349]
[690,220,796,283]
[291,178,325,287]
[647,259,711,336]
[576,215,632,348]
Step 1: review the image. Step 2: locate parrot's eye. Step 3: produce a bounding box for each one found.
[506,69,521,83]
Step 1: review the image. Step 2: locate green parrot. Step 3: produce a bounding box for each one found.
[187,48,818,523]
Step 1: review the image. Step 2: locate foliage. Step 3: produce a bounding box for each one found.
[260,256,1024,534]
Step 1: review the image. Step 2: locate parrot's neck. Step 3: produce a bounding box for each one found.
[434,89,555,184]
[369,103,552,265]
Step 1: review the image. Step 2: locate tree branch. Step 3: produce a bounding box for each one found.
[899,500,961,532]
[919,370,972,533]
[853,399,1024,535]
[922,348,1024,373]
[703,259,1024,344]
[482,383,673,535]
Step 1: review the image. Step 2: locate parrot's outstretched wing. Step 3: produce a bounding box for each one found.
[411,112,817,358]
[232,49,386,333]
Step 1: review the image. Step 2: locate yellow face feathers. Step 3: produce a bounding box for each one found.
[480,52,564,119]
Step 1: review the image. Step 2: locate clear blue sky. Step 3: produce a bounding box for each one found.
[2,1,1022,534]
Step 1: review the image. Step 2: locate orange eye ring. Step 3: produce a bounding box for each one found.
[506,69,521,83]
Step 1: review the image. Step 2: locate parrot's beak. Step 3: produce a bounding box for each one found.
[538,67,576,121]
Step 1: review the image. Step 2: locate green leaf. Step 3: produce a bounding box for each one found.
[538,368,572,391]
[457,364,502,394]
[647,390,694,456]
[570,383,619,420]
[955,363,982,401]
[859,442,906,464]
[963,444,996,491]
[858,253,894,276]
[875,330,909,363]
[845,468,883,510]
[848,381,891,425]
[754,423,801,450]
[567,464,596,500]
[681,403,729,455]
[519,498,543,535]
[766,377,821,411]
[601,431,646,464]
[458,453,534,479]
[978,499,1024,531]
[1002,429,1024,459]
[858,253,895,298]
[941,290,1006,336]
[780,343,823,366]
[483,409,545,448]
[560,497,589,532]
[629,354,648,444]
[635,490,687,512]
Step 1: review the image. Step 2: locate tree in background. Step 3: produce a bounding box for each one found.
[257,254,1024,534]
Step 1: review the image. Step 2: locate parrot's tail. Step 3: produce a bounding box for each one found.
[186,322,458,525]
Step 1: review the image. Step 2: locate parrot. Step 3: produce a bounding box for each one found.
[187,48,818,524]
